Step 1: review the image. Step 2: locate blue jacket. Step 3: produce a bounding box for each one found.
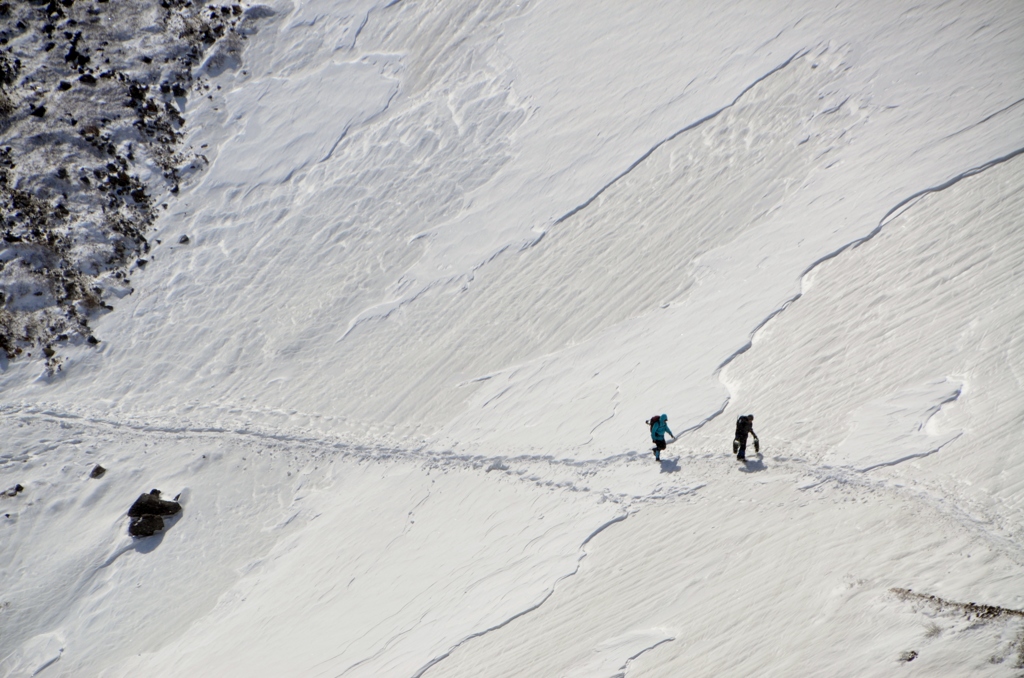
[651,414,674,441]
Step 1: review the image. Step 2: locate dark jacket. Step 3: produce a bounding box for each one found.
[734,415,756,440]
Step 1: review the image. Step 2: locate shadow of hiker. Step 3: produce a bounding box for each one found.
[739,455,767,473]
[659,457,681,473]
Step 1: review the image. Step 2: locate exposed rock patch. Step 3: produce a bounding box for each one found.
[128,513,166,537]
[0,0,265,373]
[890,587,1024,621]
[126,488,181,537]
[891,587,1024,668]
[1,483,24,497]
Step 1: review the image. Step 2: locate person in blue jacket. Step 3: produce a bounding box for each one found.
[647,414,674,461]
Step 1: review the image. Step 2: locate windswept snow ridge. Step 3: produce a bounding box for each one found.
[551,48,810,227]
[409,511,629,678]
[706,141,1024,434]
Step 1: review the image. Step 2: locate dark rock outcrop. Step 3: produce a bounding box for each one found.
[89,464,106,478]
[128,514,165,537]
[127,489,181,517]
[0,0,260,367]
[2,484,24,497]
[127,488,181,538]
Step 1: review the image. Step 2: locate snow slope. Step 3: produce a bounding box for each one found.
[2,0,1024,676]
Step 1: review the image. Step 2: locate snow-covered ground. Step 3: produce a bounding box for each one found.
[3,0,1024,675]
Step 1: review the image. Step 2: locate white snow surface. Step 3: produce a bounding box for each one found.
[3,1,1024,676]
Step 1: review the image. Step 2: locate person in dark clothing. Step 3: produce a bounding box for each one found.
[733,414,759,462]
[648,414,674,461]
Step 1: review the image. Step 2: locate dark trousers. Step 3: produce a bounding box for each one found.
[733,436,747,458]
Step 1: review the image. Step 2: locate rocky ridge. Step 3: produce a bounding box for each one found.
[0,0,264,372]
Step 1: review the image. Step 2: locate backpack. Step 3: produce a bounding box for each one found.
[647,415,661,431]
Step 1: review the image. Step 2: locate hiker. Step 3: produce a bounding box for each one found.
[647,414,674,461]
[733,414,759,462]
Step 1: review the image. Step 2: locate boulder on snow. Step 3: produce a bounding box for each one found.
[126,489,181,538]
[2,483,24,497]
[127,489,181,517]
[128,514,165,537]
[90,464,106,478]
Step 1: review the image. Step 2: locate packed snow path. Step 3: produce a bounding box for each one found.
[3,400,1024,676]
[3,0,1024,676]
